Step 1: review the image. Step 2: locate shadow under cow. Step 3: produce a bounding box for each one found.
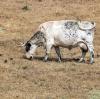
[23,56,80,62]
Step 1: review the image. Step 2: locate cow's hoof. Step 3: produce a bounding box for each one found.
[56,58,61,63]
[78,59,85,63]
[43,58,47,62]
[57,60,62,63]
[90,61,94,64]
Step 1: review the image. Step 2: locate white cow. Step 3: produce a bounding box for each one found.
[23,20,96,64]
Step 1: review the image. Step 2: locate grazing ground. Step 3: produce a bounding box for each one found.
[0,0,100,99]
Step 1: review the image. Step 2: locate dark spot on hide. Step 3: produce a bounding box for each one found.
[64,22,77,29]
[87,32,91,35]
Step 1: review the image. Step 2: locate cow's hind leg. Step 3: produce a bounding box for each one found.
[88,47,94,64]
[85,30,95,64]
[54,46,62,62]
[78,42,88,63]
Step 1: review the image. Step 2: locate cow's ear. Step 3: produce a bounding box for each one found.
[25,42,31,52]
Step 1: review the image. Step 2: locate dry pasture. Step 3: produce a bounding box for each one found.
[0,0,100,99]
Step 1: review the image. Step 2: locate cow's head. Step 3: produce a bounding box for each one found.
[24,41,37,60]
[22,31,45,60]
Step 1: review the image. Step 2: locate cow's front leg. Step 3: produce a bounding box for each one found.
[43,43,52,62]
[44,52,49,62]
[79,49,87,63]
[54,46,62,62]
[54,46,61,62]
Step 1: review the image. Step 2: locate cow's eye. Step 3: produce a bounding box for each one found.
[25,43,31,52]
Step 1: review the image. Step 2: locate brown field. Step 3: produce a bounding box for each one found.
[0,0,100,99]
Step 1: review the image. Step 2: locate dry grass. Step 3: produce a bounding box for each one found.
[0,0,100,99]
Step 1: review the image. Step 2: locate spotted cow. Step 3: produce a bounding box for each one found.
[23,20,96,64]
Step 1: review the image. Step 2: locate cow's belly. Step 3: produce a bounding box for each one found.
[55,38,77,46]
[54,30,78,47]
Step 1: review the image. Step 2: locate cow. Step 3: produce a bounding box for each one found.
[23,20,96,64]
